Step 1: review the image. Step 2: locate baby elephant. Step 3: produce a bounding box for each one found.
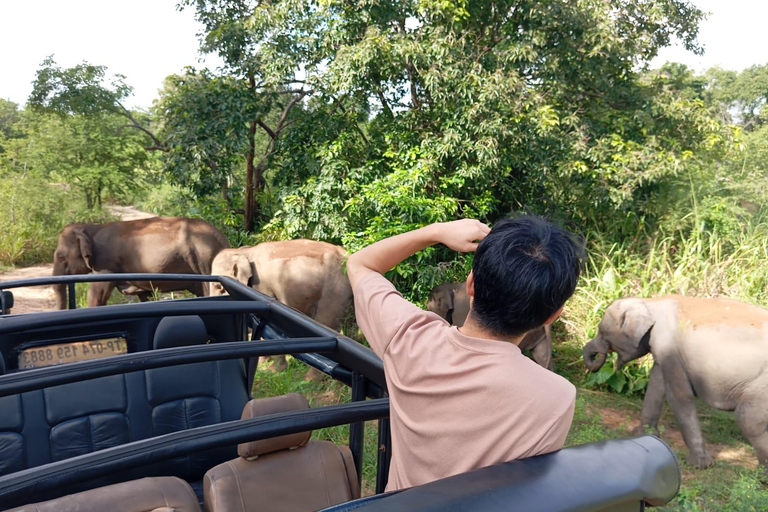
[426,282,553,370]
[211,240,352,329]
[583,296,768,471]
[211,240,352,373]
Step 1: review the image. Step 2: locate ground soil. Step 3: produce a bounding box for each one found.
[0,205,156,314]
[596,406,758,470]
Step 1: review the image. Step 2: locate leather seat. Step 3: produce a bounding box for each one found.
[204,394,360,512]
[0,315,249,483]
[146,315,249,480]
[5,476,202,512]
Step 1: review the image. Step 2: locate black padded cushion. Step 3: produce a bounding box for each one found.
[153,316,208,350]
[44,376,132,462]
[317,436,680,512]
[0,395,25,476]
[0,314,248,485]
[146,315,248,480]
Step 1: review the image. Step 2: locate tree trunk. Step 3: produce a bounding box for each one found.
[245,119,257,232]
[244,72,258,232]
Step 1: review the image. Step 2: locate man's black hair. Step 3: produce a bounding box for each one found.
[471,214,585,337]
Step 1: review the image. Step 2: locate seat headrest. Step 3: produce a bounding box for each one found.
[238,394,311,459]
[153,315,208,350]
[0,352,5,376]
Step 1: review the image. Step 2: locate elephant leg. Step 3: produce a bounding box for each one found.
[87,281,117,307]
[530,337,553,371]
[314,304,343,331]
[734,401,768,472]
[188,282,206,297]
[661,361,713,468]
[633,362,665,435]
[137,292,152,302]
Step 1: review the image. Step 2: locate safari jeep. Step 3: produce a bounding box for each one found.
[0,274,680,511]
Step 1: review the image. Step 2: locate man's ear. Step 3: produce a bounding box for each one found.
[466,271,475,299]
[543,306,563,326]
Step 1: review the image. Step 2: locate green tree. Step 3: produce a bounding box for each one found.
[707,64,768,130]
[0,99,28,173]
[157,0,318,231]
[22,112,149,208]
[252,0,723,244]
[28,56,163,150]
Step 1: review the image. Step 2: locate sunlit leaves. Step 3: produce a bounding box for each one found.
[28,56,133,117]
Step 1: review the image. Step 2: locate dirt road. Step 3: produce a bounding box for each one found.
[0,205,156,314]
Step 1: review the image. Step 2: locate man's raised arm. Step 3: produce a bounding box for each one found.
[346,220,491,290]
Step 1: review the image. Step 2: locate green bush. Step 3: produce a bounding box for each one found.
[0,178,114,267]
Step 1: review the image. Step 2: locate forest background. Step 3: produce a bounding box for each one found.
[1,1,768,510]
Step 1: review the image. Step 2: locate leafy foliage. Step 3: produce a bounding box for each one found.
[19,112,150,208]
[0,177,113,266]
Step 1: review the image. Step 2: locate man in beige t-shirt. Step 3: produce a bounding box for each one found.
[346,216,584,491]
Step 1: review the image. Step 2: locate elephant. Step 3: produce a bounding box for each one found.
[53,217,229,308]
[583,295,768,471]
[426,281,554,370]
[210,240,352,371]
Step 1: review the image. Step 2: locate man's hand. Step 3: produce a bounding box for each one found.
[346,219,491,290]
[435,219,491,253]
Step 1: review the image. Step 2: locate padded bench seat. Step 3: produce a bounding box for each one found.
[0,316,249,486]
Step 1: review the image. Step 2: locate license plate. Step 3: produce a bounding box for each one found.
[18,338,128,369]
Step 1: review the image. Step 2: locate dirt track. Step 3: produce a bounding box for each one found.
[0,205,156,314]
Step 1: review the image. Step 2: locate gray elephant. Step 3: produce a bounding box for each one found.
[583,295,768,470]
[211,240,352,330]
[426,281,554,370]
[53,217,229,308]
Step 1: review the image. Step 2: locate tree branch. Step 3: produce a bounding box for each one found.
[256,119,277,140]
[115,101,167,151]
[376,90,394,117]
[331,95,369,145]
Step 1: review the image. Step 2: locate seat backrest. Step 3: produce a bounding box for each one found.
[0,315,249,486]
[145,315,249,480]
[204,394,360,512]
[5,476,202,512]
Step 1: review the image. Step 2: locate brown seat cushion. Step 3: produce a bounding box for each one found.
[204,440,359,512]
[5,476,201,512]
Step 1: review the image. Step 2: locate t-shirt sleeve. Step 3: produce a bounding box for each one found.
[353,271,427,357]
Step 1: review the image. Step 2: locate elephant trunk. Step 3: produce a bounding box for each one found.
[583,336,609,372]
[52,260,68,310]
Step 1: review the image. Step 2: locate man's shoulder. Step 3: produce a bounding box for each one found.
[504,357,577,406]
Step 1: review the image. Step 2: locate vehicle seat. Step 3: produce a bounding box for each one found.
[203,394,360,512]
[5,476,202,512]
[145,315,249,480]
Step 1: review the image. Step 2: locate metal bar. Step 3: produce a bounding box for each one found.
[0,291,9,315]
[375,417,392,494]
[0,337,338,397]
[349,370,367,489]
[0,273,222,290]
[0,301,271,335]
[67,282,76,310]
[0,399,391,509]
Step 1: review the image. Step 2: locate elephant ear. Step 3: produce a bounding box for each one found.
[74,228,94,270]
[232,255,253,286]
[442,288,456,324]
[620,301,655,346]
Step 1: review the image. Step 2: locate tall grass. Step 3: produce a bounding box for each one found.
[0,177,114,267]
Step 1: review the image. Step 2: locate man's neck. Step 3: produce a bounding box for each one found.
[458,316,525,346]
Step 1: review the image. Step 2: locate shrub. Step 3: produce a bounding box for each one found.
[0,177,114,267]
